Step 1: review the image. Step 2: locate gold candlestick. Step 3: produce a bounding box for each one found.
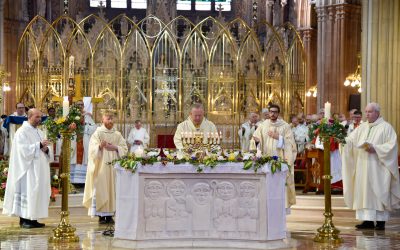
[314,139,343,244]
[49,131,79,243]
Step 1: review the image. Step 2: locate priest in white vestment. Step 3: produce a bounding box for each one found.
[253,104,297,209]
[238,112,260,152]
[83,112,128,224]
[291,115,309,154]
[342,103,400,230]
[2,109,53,228]
[174,103,218,150]
[127,119,150,153]
[70,99,97,184]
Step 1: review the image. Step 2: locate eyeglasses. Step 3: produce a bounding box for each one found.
[17,107,25,109]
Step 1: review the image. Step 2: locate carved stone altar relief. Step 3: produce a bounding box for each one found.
[212,180,238,233]
[165,180,190,235]
[237,181,259,235]
[144,181,166,234]
[188,182,212,236]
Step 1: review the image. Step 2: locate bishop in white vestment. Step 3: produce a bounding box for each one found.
[342,103,400,230]
[127,120,150,153]
[253,104,297,209]
[174,103,218,150]
[2,109,53,228]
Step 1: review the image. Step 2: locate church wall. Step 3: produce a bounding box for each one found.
[362,0,400,141]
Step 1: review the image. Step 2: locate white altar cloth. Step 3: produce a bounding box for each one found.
[114,162,288,241]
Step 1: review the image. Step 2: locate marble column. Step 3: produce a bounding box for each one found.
[362,0,400,138]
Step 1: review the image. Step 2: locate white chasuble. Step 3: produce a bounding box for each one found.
[253,119,297,208]
[173,117,218,150]
[342,117,400,220]
[83,125,128,214]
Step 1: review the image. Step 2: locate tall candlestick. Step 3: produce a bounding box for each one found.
[62,96,69,117]
[324,102,331,119]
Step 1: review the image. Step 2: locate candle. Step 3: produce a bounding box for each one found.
[134,146,144,157]
[62,96,69,117]
[324,102,331,119]
[217,131,221,144]
[249,138,256,151]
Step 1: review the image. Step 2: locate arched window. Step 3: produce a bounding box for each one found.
[131,0,147,9]
[195,1,211,11]
[111,0,127,8]
[177,0,191,10]
[90,0,105,8]
[177,0,231,12]
[217,0,231,12]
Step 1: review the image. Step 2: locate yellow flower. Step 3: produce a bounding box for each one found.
[55,117,66,124]
[166,154,174,160]
[228,153,236,161]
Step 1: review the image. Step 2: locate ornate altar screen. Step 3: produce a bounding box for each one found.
[16,15,306,148]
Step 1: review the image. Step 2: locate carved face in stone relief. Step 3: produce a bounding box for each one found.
[167,180,187,198]
[216,181,236,200]
[191,182,212,205]
[145,181,164,200]
[239,182,256,198]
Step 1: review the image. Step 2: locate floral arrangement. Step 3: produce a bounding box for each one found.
[0,159,8,201]
[308,118,347,145]
[111,149,289,174]
[43,104,84,142]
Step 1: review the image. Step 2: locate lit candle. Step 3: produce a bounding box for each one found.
[324,102,331,119]
[134,146,144,157]
[62,96,69,117]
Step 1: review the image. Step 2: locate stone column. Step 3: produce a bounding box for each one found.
[362,0,400,138]
[301,28,317,114]
[266,0,274,24]
[316,0,361,114]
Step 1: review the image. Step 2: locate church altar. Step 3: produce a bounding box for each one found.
[114,162,288,242]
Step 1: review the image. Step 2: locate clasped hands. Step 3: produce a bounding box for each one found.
[99,141,118,152]
[365,143,376,154]
[40,139,50,153]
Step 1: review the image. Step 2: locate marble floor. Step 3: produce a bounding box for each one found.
[1,212,400,249]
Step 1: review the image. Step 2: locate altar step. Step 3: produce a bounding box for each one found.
[48,193,86,217]
[289,194,355,220]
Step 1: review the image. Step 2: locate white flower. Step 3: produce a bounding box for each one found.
[52,175,59,180]
[75,116,81,121]
[217,155,225,161]
[157,156,161,161]
[3,167,8,173]
[147,151,158,157]
[243,153,252,160]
